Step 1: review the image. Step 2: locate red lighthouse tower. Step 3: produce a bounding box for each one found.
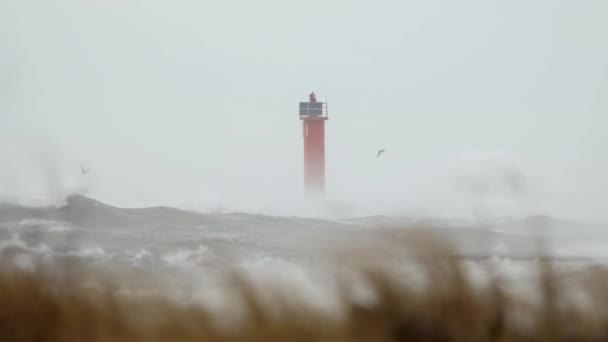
[299,92,328,196]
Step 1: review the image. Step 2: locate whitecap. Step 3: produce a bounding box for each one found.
[12,253,35,271]
[130,249,154,266]
[0,233,27,250]
[67,245,106,258]
[237,256,339,314]
[19,218,60,227]
[48,225,72,232]
[162,244,214,268]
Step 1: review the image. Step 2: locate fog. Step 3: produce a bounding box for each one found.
[1,0,607,221]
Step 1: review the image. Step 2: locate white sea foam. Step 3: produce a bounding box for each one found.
[48,225,72,232]
[67,245,106,258]
[0,233,27,250]
[161,244,215,268]
[19,218,61,227]
[237,256,339,314]
[130,249,154,266]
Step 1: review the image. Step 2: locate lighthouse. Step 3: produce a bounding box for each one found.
[299,91,328,196]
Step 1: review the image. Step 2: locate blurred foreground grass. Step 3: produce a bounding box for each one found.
[1,229,608,342]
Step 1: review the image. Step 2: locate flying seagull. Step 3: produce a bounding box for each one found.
[80,164,90,175]
[376,148,386,158]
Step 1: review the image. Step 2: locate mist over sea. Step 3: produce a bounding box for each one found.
[2,194,608,290]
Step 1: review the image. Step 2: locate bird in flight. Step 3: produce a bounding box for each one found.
[80,164,90,175]
[376,148,386,158]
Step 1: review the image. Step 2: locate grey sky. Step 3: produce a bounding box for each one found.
[1,0,607,221]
